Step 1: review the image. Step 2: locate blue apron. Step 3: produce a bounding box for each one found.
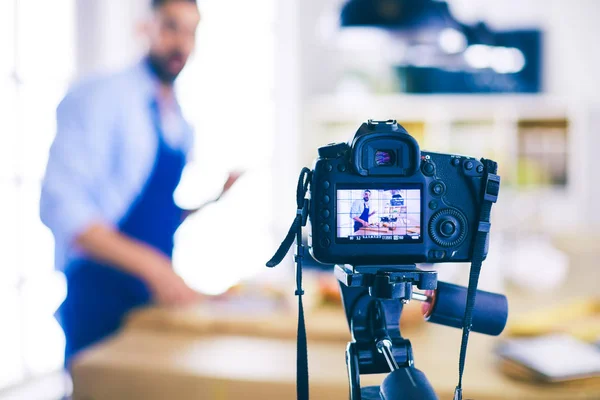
[59,100,186,364]
[354,203,370,232]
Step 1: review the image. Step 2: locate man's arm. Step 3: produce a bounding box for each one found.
[75,224,199,305]
[352,216,369,226]
[350,201,369,226]
[41,85,199,306]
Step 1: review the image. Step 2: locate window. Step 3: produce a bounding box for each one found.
[0,0,75,388]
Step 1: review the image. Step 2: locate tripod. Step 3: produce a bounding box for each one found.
[336,264,508,400]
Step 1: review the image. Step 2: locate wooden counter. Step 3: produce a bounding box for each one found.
[71,318,599,399]
[71,251,600,399]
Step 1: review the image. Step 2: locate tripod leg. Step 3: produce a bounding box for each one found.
[346,342,362,400]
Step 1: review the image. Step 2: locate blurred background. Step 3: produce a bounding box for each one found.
[0,0,599,399]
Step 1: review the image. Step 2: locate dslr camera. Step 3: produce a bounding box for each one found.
[309,119,499,266]
[268,119,505,400]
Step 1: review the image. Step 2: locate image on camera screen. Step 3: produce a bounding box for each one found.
[336,188,422,243]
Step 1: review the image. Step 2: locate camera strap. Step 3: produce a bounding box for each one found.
[454,159,500,400]
[266,167,312,400]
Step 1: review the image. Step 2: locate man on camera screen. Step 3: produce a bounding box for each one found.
[350,190,377,232]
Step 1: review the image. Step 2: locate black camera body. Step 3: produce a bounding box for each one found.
[309,120,496,266]
[268,119,505,400]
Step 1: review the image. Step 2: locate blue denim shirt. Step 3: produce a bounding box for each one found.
[40,59,194,270]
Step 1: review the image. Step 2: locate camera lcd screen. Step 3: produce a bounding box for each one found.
[336,187,422,243]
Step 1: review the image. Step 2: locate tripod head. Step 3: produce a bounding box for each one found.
[336,264,508,400]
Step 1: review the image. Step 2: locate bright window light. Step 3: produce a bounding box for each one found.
[438,28,467,54]
[0,0,75,388]
[491,46,526,74]
[465,44,526,73]
[464,44,492,69]
[174,0,276,295]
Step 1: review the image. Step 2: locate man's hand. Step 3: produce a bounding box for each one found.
[144,256,202,306]
[362,220,370,227]
[74,223,202,307]
[143,254,201,306]
[221,170,244,195]
[183,170,245,220]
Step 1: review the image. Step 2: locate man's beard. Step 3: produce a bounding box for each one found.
[147,52,185,84]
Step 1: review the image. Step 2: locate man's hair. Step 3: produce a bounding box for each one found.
[364,190,371,194]
[152,0,197,9]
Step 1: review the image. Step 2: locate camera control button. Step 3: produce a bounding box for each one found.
[441,221,456,237]
[428,250,446,260]
[476,165,484,173]
[322,224,330,233]
[452,158,460,166]
[325,162,333,172]
[323,195,330,204]
[323,181,330,190]
[465,161,474,171]
[422,161,435,176]
[431,182,445,196]
[320,238,331,248]
[338,164,347,172]
[429,208,468,248]
[322,209,330,218]
[429,200,439,210]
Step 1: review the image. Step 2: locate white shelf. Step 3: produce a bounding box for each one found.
[301,93,587,233]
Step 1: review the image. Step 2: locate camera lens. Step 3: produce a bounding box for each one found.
[375,150,396,166]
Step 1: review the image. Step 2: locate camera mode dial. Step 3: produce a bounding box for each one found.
[422,159,436,176]
[318,142,349,159]
[429,208,468,248]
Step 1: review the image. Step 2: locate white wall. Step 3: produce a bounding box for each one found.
[272,0,302,235]
[76,0,148,77]
[550,0,600,226]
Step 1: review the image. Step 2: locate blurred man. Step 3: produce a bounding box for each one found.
[351,190,377,232]
[40,0,237,363]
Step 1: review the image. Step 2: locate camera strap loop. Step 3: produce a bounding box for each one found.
[266,167,312,400]
[454,159,499,400]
